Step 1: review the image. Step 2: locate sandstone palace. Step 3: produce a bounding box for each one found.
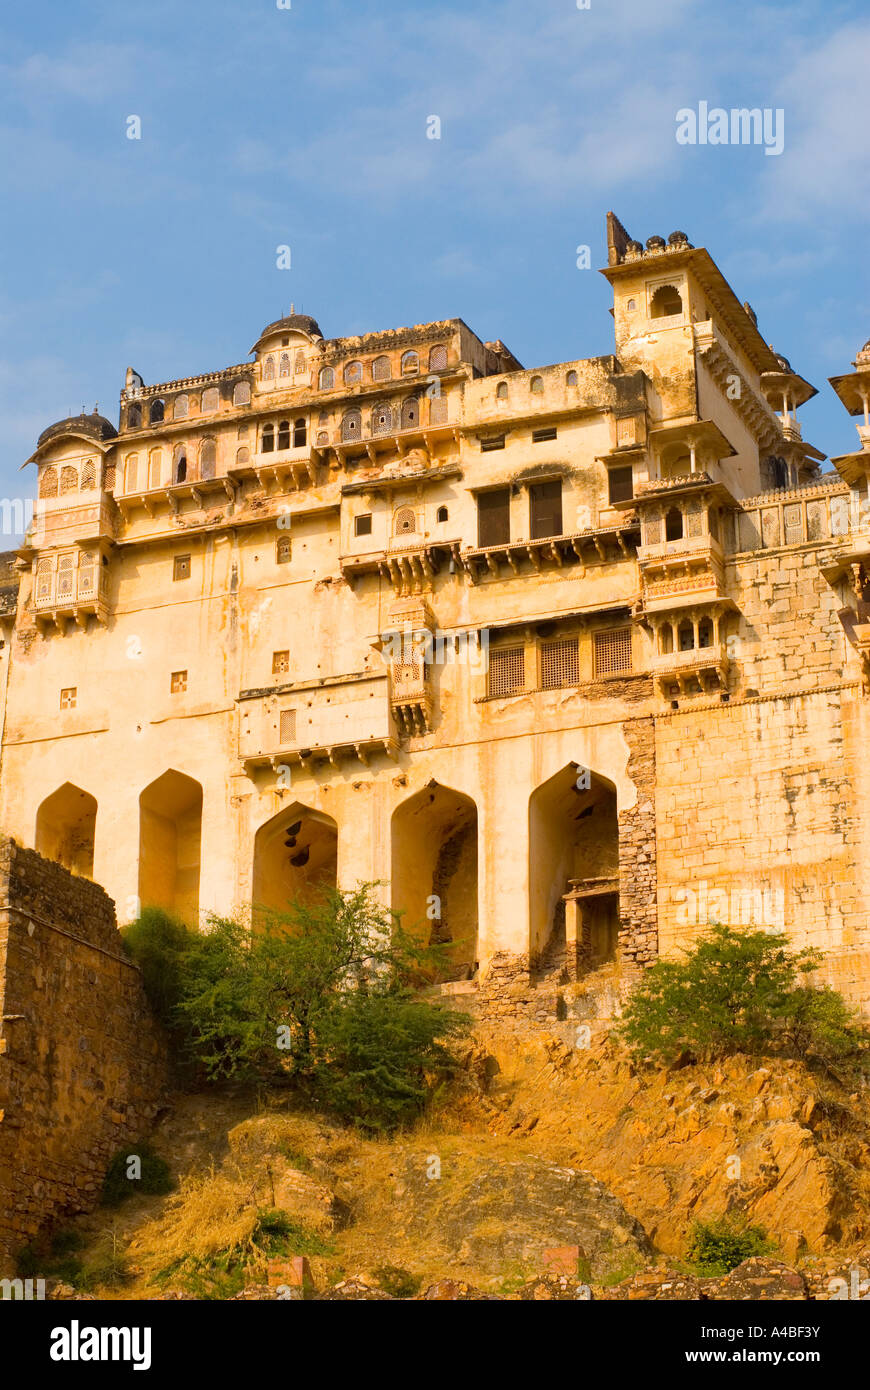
[2,212,869,1013]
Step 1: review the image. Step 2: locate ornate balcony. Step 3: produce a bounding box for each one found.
[650,642,729,696]
[32,550,109,631]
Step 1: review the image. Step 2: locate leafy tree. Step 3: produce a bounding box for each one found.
[619,923,867,1067]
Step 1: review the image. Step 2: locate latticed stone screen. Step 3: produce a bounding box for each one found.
[487,645,525,697]
[541,637,579,689]
[594,627,632,676]
[279,709,296,744]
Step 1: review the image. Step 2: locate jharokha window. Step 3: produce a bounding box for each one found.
[541,637,579,690]
[593,627,632,677]
[487,645,525,698]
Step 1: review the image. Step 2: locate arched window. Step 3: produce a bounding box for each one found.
[80,459,96,489]
[344,360,363,384]
[200,438,216,479]
[127,403,142,428]
[277,534,292,564]
[236,446,250,466]
[148,449,162,489]
[372,355,391,381]
[678,619,694,652]
[173,445,187,484]
[319,366,334,390]
[124,456,138,492]
[429,344,447,371]
[262,423,275,452]
[436,505,448,523]
[294,351,305,374]
[293,417,306,448]
[650,284,683,319]
[233,380,251,407]
[401,351,419,375]
[277,420,291,450]
[372,403,392,435]
[530,376,544,394]
[659,624,673,655]
[279,353,291,378]
[400,397,419,430]
[201,387,219,413]
[39,466,58,498]
[430,395,448,424]
[341,409,361,442]
[665,506,684,542]
[149,399,164,425]
[174,395,189,420]
[316,430,328,446]
[496,381,508,399]
[394,506,416,536]
[566,370,578,387]
[698,616,714,649]
[263,356,276,381]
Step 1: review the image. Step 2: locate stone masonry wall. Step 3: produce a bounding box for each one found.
[655,688,870,1014]
[0,838,167,1271]
[618,716,658,967]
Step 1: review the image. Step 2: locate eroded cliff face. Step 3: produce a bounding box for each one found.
[470,1029,870,1262]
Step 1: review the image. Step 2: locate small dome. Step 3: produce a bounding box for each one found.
[646,235,666,251]
[856,338,870,363]
[772,350,793,373]
[252,313,323,353]
[36,411,117,450]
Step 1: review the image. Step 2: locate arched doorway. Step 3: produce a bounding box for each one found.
[35,782,97,878]
[138,770,202,923]
[528,765,619,969]
[251,802,338,922]
[391,782,478,978]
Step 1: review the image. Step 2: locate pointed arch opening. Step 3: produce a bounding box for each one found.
[391,782,478,979]
[251,802,338,923]
[138,770,202,923]
[528,765,619,972]
[35,782,97,879]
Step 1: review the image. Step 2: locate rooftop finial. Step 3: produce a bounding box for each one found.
[290,302,295,314]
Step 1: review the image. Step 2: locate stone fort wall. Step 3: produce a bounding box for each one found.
[0,839,167,1272]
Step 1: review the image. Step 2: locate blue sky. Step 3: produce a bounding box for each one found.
[1,0,868,531]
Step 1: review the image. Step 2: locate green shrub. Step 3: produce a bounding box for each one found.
[619,923,867,1067]
[251,1209,333,1258]
[372,1265,422,1299]
[686,1215,775,1277]
[172,882,470,1131]
[121,907,200,1025]
[101,1142,173,1207]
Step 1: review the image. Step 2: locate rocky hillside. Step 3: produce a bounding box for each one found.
[35,1021,870,1300]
